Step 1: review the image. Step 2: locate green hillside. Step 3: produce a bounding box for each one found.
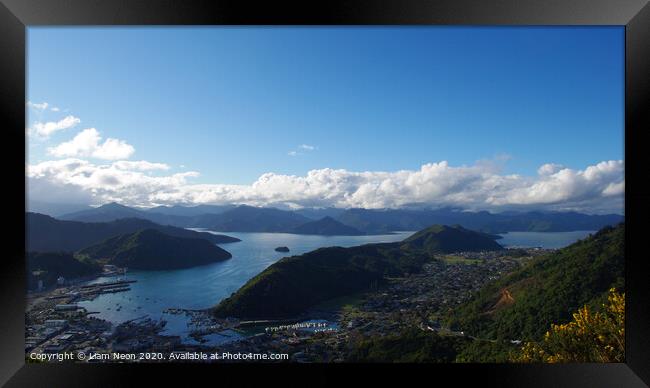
[78,229,232,270]
[213,224,504,319]
[400,224,503,253]
[27,252,101,290]
[27,212,239,252]
[213,242,427,319]
[447,223,624,341]
[348,328,471,363]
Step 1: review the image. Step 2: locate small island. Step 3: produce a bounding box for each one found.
[274,246,290,253]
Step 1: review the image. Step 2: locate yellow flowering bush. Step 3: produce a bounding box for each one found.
[513,288,624,363]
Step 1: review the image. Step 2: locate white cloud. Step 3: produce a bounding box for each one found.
[48,128,135,160]
[602,181,624,196]
[288,144,318,156]
[537,163,564,176]
[30,115,81,138]
[488,161,624,214]
[27,101,48,110]
[26,158,625,214]
[28,158,198,206]
[26,101,61,112]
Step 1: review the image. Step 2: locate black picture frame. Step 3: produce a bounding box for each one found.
[1,0,648,386]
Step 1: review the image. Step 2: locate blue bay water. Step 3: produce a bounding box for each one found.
[77,229,594,342]
[77,231,414,341]
[497,230,596,249]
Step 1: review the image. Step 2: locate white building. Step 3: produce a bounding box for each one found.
[45,319,67,328]
[54,304,78,311]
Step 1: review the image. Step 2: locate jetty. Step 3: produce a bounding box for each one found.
[79,280,136,289]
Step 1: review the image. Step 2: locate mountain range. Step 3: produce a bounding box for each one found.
[289,216,364,236]
[145,204,235,217]
[58,203,364,235]
[53,202,624,235]
[335,208,624,234]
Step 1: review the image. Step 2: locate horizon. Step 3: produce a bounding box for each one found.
[28,200,626,217]
[27,26,624,215]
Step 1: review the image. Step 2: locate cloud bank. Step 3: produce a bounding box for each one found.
[27,158,625,214]
[27,104,623,214]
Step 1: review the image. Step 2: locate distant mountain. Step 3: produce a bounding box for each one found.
[213,223,503,319]
[293,207,346,220]
[477,210,624,233]
[447,223,624,341]
[290,216,364,236]
[58,203,314,232]
[27,213,240,252]
[401,224,504,254]
[27,201,91,217]
[78,229,232,270]
[145,204,235,217]
[335,208,624,234]
[27,252,101,290]
[208,205,312,233]
[59,202,147,221]
[58,202,194,226]
[57,202,624,235]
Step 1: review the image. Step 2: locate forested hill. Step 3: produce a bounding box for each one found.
[290,216,364,236]
[447,223,624,341]
[27,212,239,252]
[77,229,232,270]
[401,224,503,253]
[27,252,101,290]
[213,224,504,319]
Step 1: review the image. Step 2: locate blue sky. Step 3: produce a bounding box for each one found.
[26,27,625,213]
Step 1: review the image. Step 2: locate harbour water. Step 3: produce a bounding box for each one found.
[77,231,414,343]
[497,230,596,249]
[77,229,594,344]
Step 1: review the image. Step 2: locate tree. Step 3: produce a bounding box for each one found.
[512,288,624,363]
